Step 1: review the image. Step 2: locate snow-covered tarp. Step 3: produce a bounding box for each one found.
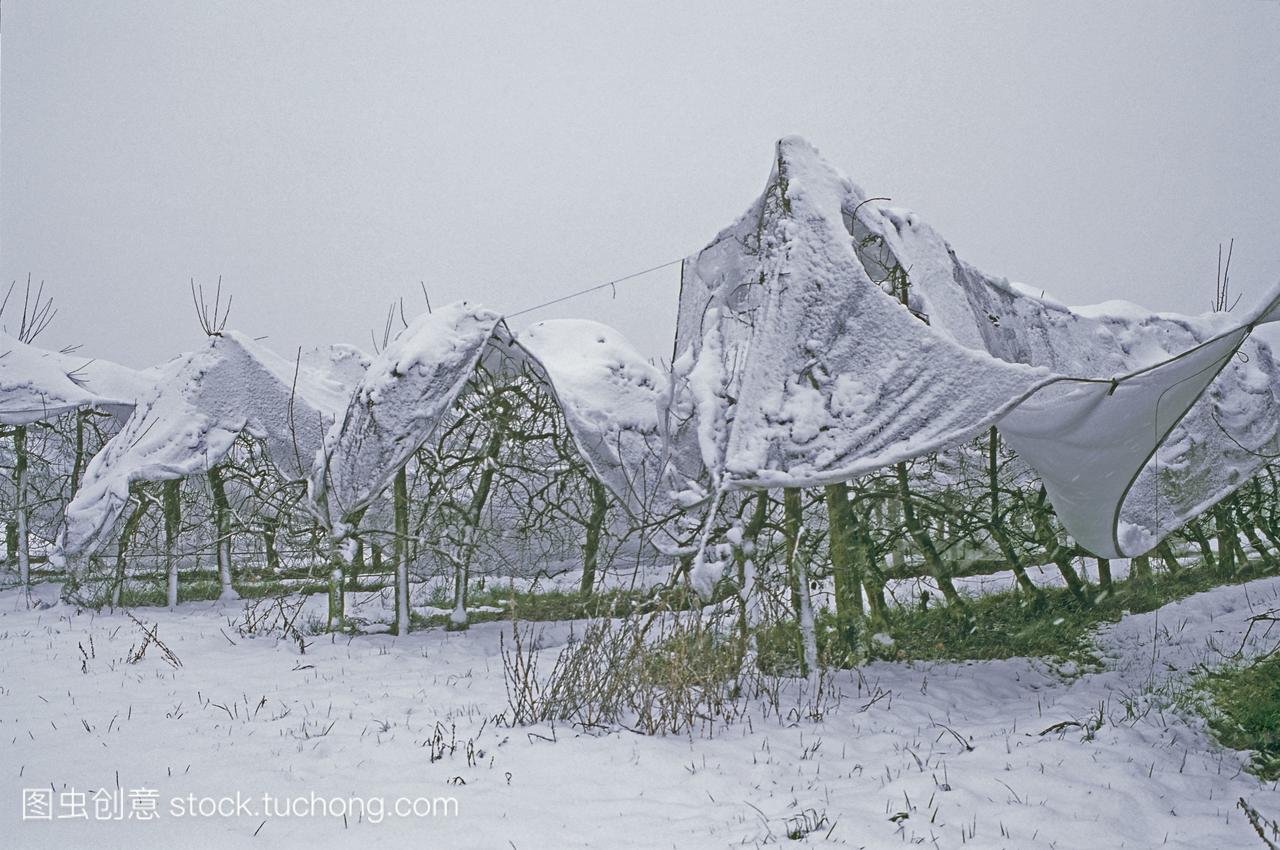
[57,332,367,561]
[673,136,1280,559]
[0,331,154,424]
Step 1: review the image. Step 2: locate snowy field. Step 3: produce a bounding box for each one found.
[4,579,1280,849]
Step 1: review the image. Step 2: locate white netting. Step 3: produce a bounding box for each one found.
[672,136,1280,559]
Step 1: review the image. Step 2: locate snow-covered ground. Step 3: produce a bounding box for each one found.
[3,578,1280,849]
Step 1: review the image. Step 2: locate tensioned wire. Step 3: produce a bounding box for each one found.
[505,259,685,319]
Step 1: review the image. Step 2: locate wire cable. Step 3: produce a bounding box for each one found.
[506,259,684,319]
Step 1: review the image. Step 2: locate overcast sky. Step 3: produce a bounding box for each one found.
[3,1,1279,368]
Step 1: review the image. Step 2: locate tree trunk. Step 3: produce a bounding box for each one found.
[1185,517,1217,573]
[1053,551,1087,601]
[394,465,410,637]
[784,487,817,676]
[207,466,236,599]
[580,478,608,596]
[1253,477,1280,552]
[858,532,890,624]
[452,405,509,629]
[111,489,149,608]
[886,497,905,572]
[1130,553,1152,585]
[1030,487,1089,603]
[896,463,962,605]
[1214,502,1238,577]
[988,429,1041,602]
[1157,539,1181,574]
[1096,557,1112,591]
[1256,515,1280,559]
[1237,505,1276,570]
[855,496,890,623]
[734,491,770,663]
[70,411,86,495]
[14,425,29,589]
[327,540,345,631]
[825,482,863,619]
[341,505,369,592]
[163,479,181,608]
[351,537,365,588]
[262,515,280,574]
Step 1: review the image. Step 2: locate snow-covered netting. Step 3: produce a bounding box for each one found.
[58,331,366,560]
[673,140,1051,488]
[316,302,503,520]
[995,324,1271,556]
[674,137,1280,558]
[38,137,1280,578]
[0,330,154,424]
[516,319,689,517]
[849,162,1280,557]
[320,306,693,523]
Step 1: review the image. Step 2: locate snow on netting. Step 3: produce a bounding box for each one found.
[45,138,1280,571]
[57,331,367,561]
[316,302,503,521]
[849,160,1280,558]
[516,318,697,519]
[0,330,154,424]
[673,136,1280,559]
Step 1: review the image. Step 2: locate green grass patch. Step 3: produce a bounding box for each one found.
[754,611,863,674]
[116,572,330,607]
[868,564,1271,665]
[1197,653,1280,780]
[117,578,223,607]
[410,585,703,630]
[749,561,1276,670]
[872,587,1106,666]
